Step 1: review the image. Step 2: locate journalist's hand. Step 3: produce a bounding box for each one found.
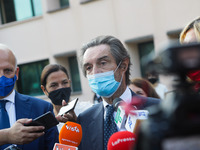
[6,119,45,145]
[56,100,77,123]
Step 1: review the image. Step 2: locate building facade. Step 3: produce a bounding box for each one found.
[0,0,200,103]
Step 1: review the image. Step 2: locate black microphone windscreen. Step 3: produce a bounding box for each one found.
[113,98,123,111]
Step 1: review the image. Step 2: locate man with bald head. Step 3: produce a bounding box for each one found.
[0,44,58,149]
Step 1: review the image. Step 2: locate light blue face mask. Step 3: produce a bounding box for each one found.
[87,62,124,98]
[0,75,17,97]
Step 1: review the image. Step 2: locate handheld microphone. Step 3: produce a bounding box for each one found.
[113,98,123,111]
[53,121,82,149]
[125,110,148,133]
[113,98,126,129]
[107,131,136,150]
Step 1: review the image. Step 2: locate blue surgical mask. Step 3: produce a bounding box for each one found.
[0,75,17,97]
[87,62,123,98]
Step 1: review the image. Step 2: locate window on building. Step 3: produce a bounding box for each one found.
[138,41,155,77]
[17,59,49,96]
[68,56,82,92]
[47,0,69,13]
[60,0,69,8]
[0,0,42,24]
[80,0,95,4]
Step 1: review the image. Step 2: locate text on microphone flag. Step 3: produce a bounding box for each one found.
[59,121,82,147]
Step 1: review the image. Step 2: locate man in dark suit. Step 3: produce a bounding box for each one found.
[0,44,58,149]
[77,35,160,150]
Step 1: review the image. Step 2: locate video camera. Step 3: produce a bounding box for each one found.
[147,42,200,77]
[134,42,200,150]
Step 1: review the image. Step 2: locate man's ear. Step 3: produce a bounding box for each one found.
[120,57,129,72]
[15,67,19,80]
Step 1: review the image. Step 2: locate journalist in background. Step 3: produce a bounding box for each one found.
[180,16,200,92]
[0,44,58,150]
[77,35,160,150]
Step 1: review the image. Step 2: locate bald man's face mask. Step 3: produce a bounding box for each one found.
[0,75,17,97]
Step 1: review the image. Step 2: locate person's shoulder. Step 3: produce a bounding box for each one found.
[78,102,103,117]
[74,101,93,116]
[146,97,160,103]
[77,102,103,125]
[16,92,51,105]
[133,95,160,109]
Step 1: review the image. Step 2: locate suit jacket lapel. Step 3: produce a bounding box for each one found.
[88,103,104,150]
[15,92,32,120]
[14,92,33,150]
[130,89,136,97]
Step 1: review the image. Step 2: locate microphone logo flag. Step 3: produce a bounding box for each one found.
[125,110,148,133]
[107,131,136,150]
[53,143,78,150]
[65,124,80,133]
[59,121,82,147]
[115,107,125,124]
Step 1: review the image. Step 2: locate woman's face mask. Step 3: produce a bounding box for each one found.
[47,87,71,105]
[148,78,158,84]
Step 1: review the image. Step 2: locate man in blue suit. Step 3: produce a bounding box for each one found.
[0,44,58,149]
[77,35,160,150]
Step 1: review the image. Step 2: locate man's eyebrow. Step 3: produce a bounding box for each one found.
[97,56,110,62]
[83,56,110,67]
[83,62,90,68]
[4,67,14,71]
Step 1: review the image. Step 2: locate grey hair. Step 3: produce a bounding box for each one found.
[80,35,131,85]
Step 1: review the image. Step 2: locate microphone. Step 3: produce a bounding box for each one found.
[123,96,148,133]
[107,131,136,150]
[113,98,126,130]
[113,98,123,111]
[125,110,148,133]
[53,121,82,150]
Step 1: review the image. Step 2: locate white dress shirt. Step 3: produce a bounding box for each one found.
[102,86,132,131]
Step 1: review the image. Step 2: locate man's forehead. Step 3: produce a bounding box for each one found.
[83,45,111,62]
[0,49,16,68]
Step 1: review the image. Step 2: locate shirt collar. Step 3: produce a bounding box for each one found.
[3,90,15,104]
[103,86,132,109]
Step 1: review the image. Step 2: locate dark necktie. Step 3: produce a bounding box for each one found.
[0,100,11,149]
[104,105,118,150]
[0,100,10,129]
